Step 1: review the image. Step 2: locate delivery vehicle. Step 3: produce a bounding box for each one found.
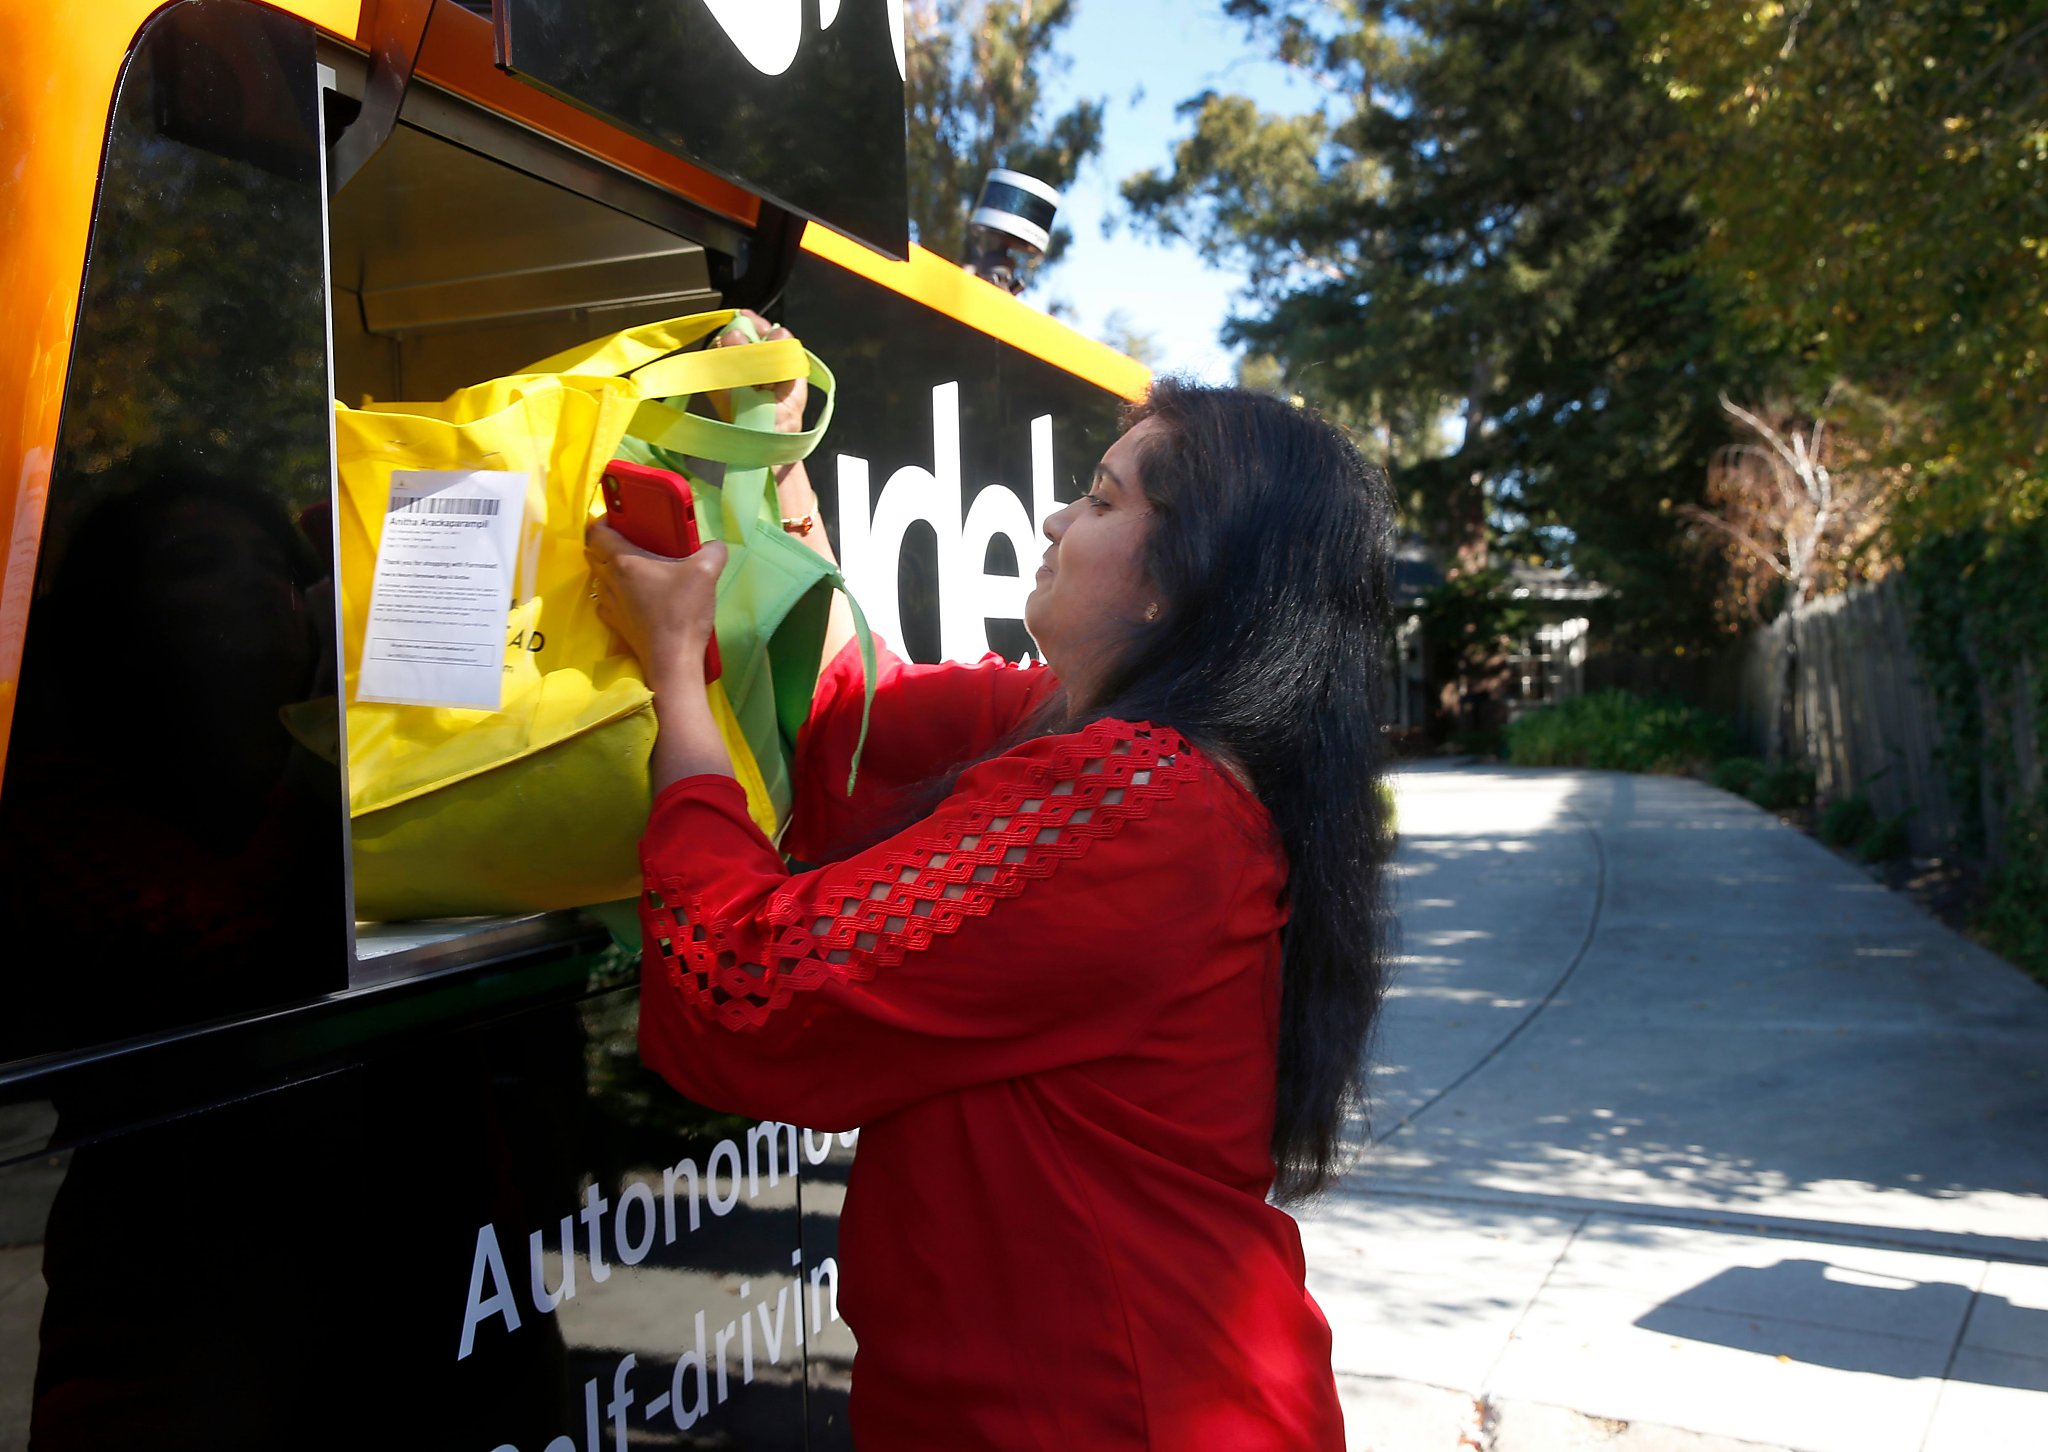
[0,2,1145,1446]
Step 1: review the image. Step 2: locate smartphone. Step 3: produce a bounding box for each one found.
[599,460,722,682]
[603,459,700,556]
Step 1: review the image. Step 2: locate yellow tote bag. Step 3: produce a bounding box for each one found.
[333,312,803,920]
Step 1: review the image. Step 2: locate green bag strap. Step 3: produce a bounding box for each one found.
[835,577,879,796]
[718,347,876,794]
[621,315,875,796]
[625,349,837,475]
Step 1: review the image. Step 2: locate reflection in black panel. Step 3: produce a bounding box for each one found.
[894,519,942,665]
[151,0,321,181]
[985,617,1038,665]
[982,533,1032,663]
[982,532,1020,577]
[498,0,908,256]
[0,985,815,1449]
[796,1137,857,1450]
[0,0,344,1067]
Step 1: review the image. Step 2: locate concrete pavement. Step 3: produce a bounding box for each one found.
[1302,764,2048,1452]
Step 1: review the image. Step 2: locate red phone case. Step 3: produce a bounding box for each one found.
[600,460,722,682]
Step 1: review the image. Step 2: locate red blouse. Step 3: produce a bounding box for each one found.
[636,640,1345,1450]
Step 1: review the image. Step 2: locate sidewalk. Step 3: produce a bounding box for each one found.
[1303,764,2048,1452]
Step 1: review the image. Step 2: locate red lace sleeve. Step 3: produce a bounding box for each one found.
[785,635,1061,861]
[637,719,1245,1129]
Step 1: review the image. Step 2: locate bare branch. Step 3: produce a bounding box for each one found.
[1778,0,1817,60]
[1694,385,1903,626]
[1719,395,1808,480]
[1676,503,1794,581]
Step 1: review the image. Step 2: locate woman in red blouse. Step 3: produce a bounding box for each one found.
[587,323,1395,1450]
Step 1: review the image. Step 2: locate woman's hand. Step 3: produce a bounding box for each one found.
[585,518,727,694]
[712,308,808,441]
[588,519,734,789]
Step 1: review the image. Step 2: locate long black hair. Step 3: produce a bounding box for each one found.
[1066,378,1398,1203]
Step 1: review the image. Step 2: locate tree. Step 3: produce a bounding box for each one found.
[1414,568,1534,739]
[904,0,1106,271]
[1122,0,1746,646]
[1679,391,1903,628]
[1100,309,1165,369]
[1636,0,2048,542]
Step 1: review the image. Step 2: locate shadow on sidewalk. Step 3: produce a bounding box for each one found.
[1637,1258,2043,1388]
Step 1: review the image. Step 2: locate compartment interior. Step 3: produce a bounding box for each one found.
[324,52,736,403]
[321,52,743,970]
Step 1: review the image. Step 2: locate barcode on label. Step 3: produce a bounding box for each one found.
[391,495,502,516]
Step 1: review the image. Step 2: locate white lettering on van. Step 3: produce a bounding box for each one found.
[700,0,908,82]
[455,1125,855,1444]
[700,0,801,75]
[835,384,1058,662]
[457,1223,522,1360]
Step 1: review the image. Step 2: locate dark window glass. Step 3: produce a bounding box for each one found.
[0,0,345,1064]
[4,982,814,1447]
[497,0,910,256]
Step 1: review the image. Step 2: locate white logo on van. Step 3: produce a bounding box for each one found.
[700,0,908,81]
[835,382,1059,663]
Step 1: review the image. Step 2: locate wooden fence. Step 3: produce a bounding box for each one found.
[1733,575,1969,858]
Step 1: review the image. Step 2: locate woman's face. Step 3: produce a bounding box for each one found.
[1024,417,1162,697]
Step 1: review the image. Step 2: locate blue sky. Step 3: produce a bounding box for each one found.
[1027,3,1323,380]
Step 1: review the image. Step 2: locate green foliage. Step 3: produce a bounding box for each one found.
[1503,689,1734,773]
[1979,807,2048,984]
[1747,761,1816,812]
[1128,0,2043,635]
[1903,519,2048,852]
[1124,0,1737,645]
[577,988,758,1176]
[1635,0,2048,541]
[1860,814,1913,865]
[1236,352,1290,398]
[1414,568,1534,739]
[1416,569,1533,686]
[1819,794,1878,849]
[1902,517,2048,980]
[1448,727,1503,759]
[905,0,1105,270]
[1099,309,1165,368]
[1710,755,1766,797]
[53,57,329,508]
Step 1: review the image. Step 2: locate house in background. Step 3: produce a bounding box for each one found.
[1381,536,1609,746]
[1501,559,1608,720]
[1384,536,1442,742]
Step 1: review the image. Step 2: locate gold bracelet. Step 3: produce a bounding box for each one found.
[780,514,815,537]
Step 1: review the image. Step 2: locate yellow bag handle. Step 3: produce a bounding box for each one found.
[625,336,807,400]
[522,310,740,376]
[520,309,807,396]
